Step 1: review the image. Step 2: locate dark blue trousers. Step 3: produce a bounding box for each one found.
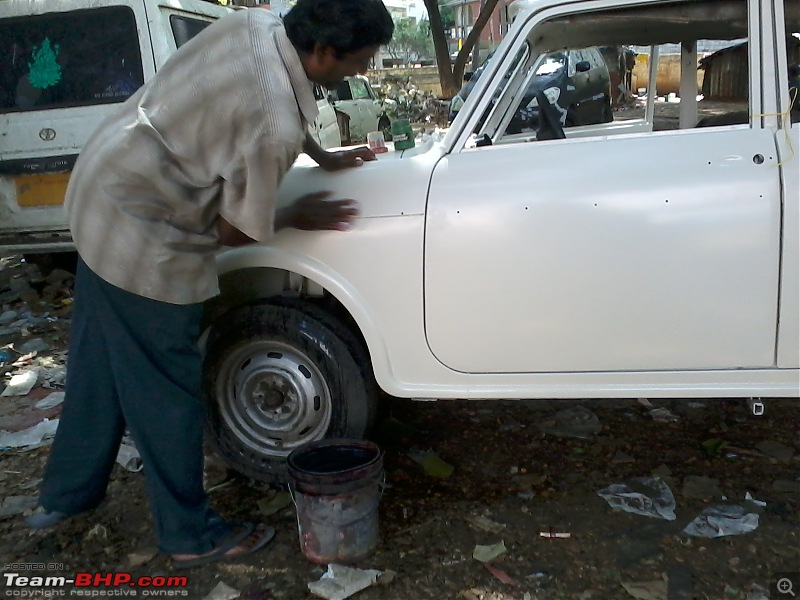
[40,258,229,554]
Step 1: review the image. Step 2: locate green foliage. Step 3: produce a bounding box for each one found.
[438,1,455,30]
[28,38,62,90]
[386,17,434,63]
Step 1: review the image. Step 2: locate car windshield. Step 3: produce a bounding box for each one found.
[1,6,144,113]
[535,52,567,76]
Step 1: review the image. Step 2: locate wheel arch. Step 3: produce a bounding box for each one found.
[207,246,389,382]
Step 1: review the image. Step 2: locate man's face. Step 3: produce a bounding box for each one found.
[311,45,380,89]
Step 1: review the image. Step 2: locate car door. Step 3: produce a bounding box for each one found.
[337,76,385,142]
[423,0,780,374]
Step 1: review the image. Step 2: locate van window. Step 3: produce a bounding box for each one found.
[170,16,214,48]
[0,6,144,113]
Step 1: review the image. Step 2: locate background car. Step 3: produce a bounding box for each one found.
[449,47,613,130]
[309,83,342,149]
[329,75,391,144]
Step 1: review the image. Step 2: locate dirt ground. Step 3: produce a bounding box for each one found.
[0,246,798,600]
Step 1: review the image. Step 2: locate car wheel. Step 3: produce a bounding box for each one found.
[602,96,613,122]
[202,301,378,484]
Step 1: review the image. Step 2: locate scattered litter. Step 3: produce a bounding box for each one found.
[116,441,142,472]
[621,579,668,600]
[127,550,157,568]
[612,451,636,463]
[0,495,38,519]
[35,391,65,410]
[537,406,602,439]
[0,348,12,363]
[637,398,653,408]
[744,583,770,600]
[41,367,66,389]
[257,492,292,516]
[465,515,506,534]
[755,440,795,461]
[597,476,677,521]
[539,530,571,539]
[18,338,50,354]
[682,505,759,538]
[308,564,382,600]
[19,478,41,490]
[649,407,679,423]
[1,368,39,396]
[472,540,507,563]
[0,418,59,449]
[85,524,108,541]
[408,449,454,478]
[203,582,240,600]
[0,311,18,325]
[744,492,767,508]
[681,476,722,500]
[376,570,396,586]
[483,562,518,586]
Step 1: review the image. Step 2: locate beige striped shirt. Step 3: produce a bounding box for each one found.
[66,9,318,304]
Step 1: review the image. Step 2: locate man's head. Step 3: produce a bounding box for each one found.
[284,0,394,89]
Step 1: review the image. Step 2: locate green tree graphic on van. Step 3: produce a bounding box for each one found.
[28,38,62,89]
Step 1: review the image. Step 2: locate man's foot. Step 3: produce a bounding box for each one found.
[26,509,72,529]
[170,522,275,570]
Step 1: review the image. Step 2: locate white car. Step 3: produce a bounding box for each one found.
[329,75,391,144]
[309,83,342,149]
[204,0,799,482]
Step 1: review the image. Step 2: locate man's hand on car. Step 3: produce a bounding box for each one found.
[316,146,377,171]
[279,191,360,231]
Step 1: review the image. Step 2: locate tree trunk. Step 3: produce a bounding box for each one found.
[423,0,458,98]
[456,0,499,81]
[423,0,501,99]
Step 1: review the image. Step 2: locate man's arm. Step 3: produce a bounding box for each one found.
[303,132,377,171]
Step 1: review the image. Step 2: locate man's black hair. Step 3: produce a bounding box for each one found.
[284,0,394,58]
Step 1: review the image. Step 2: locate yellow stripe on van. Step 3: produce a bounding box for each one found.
[15,172,70,207]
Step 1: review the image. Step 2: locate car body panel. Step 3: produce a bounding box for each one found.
[425,128,781,373]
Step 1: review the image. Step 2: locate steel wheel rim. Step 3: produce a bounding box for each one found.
[216,340,332,458]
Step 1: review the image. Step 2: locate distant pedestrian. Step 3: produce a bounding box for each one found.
[26,0,393,570]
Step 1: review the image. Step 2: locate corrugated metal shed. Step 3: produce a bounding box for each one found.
[699,37,800,100]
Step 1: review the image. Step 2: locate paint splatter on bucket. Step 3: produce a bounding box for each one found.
[287,439,383,564]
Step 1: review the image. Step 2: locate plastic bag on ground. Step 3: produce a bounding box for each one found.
[597,476,677,520]
[682,505,759,538]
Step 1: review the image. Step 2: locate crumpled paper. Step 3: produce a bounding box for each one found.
[308,564,382,600]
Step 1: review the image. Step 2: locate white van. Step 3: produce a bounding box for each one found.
[0,0,339,254]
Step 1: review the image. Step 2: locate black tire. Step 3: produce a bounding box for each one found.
[202,301,378,484]
[601,96,613,123]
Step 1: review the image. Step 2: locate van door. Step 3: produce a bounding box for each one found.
[0,0,155,251]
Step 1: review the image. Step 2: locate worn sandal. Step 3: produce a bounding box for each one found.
[171,521,275,570]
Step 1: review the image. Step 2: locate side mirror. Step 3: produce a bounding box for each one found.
[575,60,591,73]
